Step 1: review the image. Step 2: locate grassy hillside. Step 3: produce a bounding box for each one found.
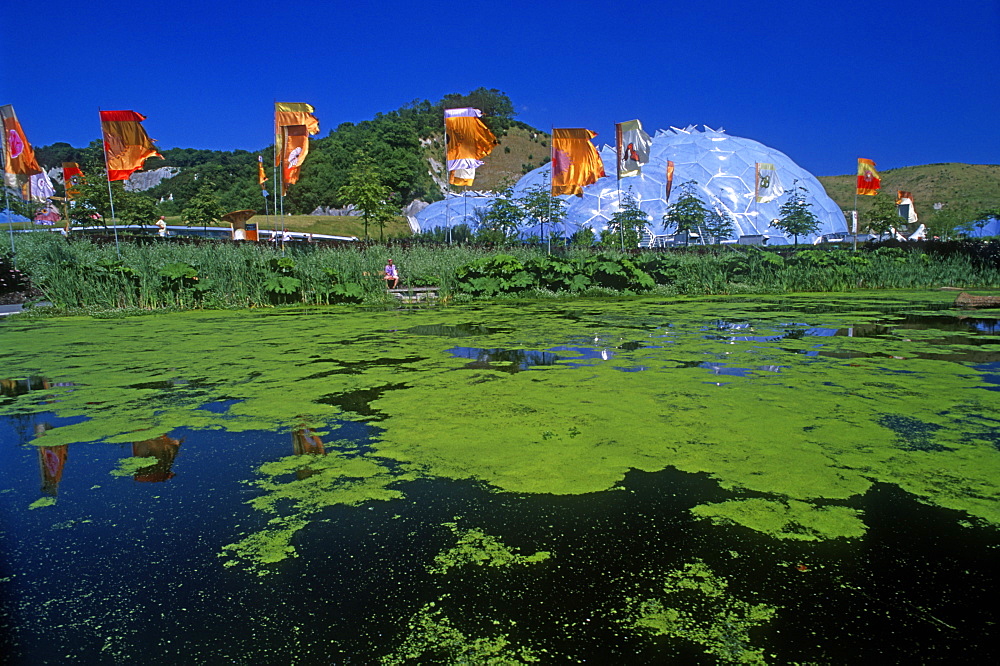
[423,125,552,193]
[817,163,1000,219]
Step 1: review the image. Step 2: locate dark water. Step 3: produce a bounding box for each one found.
[2,304,999,664]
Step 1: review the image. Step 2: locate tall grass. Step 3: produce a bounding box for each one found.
[9,233,1000,312]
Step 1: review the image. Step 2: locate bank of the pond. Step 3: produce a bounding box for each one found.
[5,231,1000,313]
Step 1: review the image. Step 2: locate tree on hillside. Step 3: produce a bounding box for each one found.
[182,184,225,231]
[439,88,516,134]
[774,181,820,245]
[862,190,902,237]
[663,181,710,244]
[928,202,976,239]
[605,191,648,249]
[338,153,395,240]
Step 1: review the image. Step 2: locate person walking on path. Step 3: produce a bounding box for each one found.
[384,259,399,289]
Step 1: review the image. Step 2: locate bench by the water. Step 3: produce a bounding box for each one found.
[388,286,440,302]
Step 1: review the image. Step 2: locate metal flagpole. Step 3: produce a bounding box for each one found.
[1,135,17,267]
[444,111,451,245]
[98,110,121,257]
[547,127,552,255]
[616,122,624,251]
[853,159,859,252]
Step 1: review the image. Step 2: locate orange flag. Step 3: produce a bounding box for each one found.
[257,155,268,188]
[856,158,880,196]
[551,128,605,196]
[100,110,161,181]
[274,102,319,168]
[281,125,310,195]
[63,162,85,199]
[445,108,498,186]
[1,104,42,190]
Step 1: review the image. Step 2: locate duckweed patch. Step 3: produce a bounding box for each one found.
[28,496,56,509]
[380,601,540,665]
[625,561,777,665]
[110,456,158,477]
[690,498,867,541]
[429,522,551,573]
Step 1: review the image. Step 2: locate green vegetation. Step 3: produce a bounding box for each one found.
[774,181,821,245]
[8,232,1000,311]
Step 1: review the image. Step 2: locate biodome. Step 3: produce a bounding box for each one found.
[415,126,849,244]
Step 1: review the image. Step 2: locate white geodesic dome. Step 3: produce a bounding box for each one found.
[415,125,848,244]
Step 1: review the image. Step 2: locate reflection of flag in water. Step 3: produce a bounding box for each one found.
[857,158,880,196]
[615,119,651,178]
[38,445,69,496]
[1,104,42,192]
[292,427,326,479]
[551,128,605,196]
[100,110,162,181]
[665,160,675,200]
[258,155,268,188]
[754,162,783,202]
[445,107,498,187]
[63,162,85,199]
[132,435,183,482]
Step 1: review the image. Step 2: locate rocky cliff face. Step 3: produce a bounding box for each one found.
[124,167,181,192]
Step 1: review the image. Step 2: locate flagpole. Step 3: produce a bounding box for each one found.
[616,123,625,251]
[547,126,553,255]
[853,158,859,252]
[98,109,121,257]
[1,135,17,267]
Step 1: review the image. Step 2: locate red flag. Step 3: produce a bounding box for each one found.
[63,162,85,199]
[856,158,880,196]
[100,110,161,181]
[665,160,675,200]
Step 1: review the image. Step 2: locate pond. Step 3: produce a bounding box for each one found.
[1,291,998,664]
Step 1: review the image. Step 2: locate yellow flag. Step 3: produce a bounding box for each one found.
[445,108,498,186]
[551,128,605,196]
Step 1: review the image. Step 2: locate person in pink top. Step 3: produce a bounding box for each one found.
[384,259,399,289]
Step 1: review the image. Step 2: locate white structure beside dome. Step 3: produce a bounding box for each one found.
[415,126,848,245]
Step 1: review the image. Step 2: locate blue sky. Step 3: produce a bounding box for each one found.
[2,0,997,177]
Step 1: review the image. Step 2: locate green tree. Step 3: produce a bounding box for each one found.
[117,189,158,228]
[663,181,710,245]
[518,183,566,248]
[862,190,902,237]
[477,187,523,243]
[928,202,976,239]
[703,207,737,244]
[774,181,820,245]
[182,184,225,230]
[606,191,648,249]
[338,153,394,240]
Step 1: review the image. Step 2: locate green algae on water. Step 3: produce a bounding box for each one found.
[381,601,540,665]
[429,522,551,573]
[624,560,777,665]
[691,498,867,541]
[221,451,410,573]
[28,496,56,509]
[110,456,157,477]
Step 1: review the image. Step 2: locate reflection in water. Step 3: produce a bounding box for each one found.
[1,376,52,397]
[408,323,506,338]
[292,426,327,479]
[448,347,560,373]
[34,422,68,496]
[132,435,184,482]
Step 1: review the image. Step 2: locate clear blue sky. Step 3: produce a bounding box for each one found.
[2,0,997,177]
